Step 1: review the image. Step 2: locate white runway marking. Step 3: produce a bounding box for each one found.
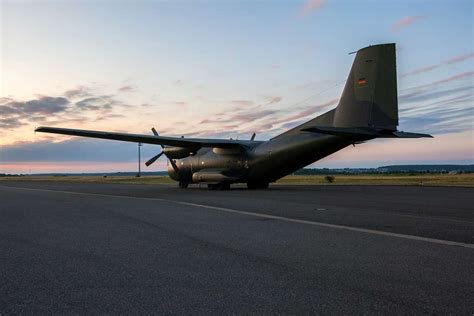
[1,185,473,249]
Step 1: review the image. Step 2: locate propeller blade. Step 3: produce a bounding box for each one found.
[145,151,164,167]
[250,132,256,141]
[151,127,165,149]
[150,127,178,171]
[169,158,179,172]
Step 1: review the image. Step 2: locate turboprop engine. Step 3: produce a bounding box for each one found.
[163,146,199,159]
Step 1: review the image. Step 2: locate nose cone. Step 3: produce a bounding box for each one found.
[167,162,180,181]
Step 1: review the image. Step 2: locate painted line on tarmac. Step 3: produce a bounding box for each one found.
[2,185,473,249]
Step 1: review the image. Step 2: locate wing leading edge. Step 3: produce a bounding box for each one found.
[35,126,251,148]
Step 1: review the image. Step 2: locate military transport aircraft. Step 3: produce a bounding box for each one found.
[36,43,432,189]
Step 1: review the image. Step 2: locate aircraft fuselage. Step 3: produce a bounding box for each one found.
[167,133,356,185]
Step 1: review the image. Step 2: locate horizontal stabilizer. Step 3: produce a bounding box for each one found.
[302,126,379,138]
[390,131,433,138]
[302,126,432,139]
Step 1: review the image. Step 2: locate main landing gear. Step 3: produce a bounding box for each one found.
[178,182,189,189]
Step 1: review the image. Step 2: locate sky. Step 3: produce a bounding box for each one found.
[1,0,473,174]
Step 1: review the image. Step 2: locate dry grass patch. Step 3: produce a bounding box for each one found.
[276,173,474,187]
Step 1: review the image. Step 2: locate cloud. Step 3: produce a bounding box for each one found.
[0,96,70,122]
[64,86,92,99]
[266,96,283,105]
[167,101,188,107]
[197,98,338,136]
[392,16,425,32]
[75,96,117,111]
[400,65,440,78]
[444,52,474,64]
[399,86,473,103]
[24,96,70,114]
[266,98,338,127]
[229,100,254,107]
[400,71,474,100]
[300,0,325,16]
[0,86,132,132]
[398,73,474,134]
[198,107,277,126]
[118,85,137,92]
[0,117,26,129]
[401,52,474,78]
[231,109,277,122]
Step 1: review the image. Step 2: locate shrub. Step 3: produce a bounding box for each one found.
[325,175,335,183]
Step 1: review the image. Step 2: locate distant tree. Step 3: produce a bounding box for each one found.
[325,175,335,183]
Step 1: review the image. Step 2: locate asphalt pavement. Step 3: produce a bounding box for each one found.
[1,181,473,314]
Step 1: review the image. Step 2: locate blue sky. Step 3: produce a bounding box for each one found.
[1,0,473,173]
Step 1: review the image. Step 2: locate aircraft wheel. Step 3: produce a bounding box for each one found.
[178,182,189,189]
[247,182,269,189]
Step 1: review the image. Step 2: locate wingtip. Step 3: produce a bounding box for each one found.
[35,126,52,132]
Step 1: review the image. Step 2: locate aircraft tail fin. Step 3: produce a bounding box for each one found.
[333,43,398,131]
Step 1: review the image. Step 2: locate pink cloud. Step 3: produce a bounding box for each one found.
[414,71,474,90]
[300,0,325,16]
[401,52,474,78]
[400,65,440,78]
[258,98,338,129]
[392,16,425,32]
[444,52,474,64]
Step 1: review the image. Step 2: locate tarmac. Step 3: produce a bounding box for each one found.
[1,181,473,314]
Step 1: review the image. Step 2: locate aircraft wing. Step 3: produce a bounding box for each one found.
[35,126,250,148]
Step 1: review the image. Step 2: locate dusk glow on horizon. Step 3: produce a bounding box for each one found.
[1,0,473,174]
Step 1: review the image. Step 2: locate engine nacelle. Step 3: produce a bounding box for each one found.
[163,146,199,159]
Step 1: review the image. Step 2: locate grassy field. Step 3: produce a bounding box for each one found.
[277,174,474,186]
[1,173,473,187]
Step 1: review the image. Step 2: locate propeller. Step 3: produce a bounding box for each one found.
[145,151,164,167]
[144,127,179,172]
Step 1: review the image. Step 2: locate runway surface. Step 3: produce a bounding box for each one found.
[1,181,473,314]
